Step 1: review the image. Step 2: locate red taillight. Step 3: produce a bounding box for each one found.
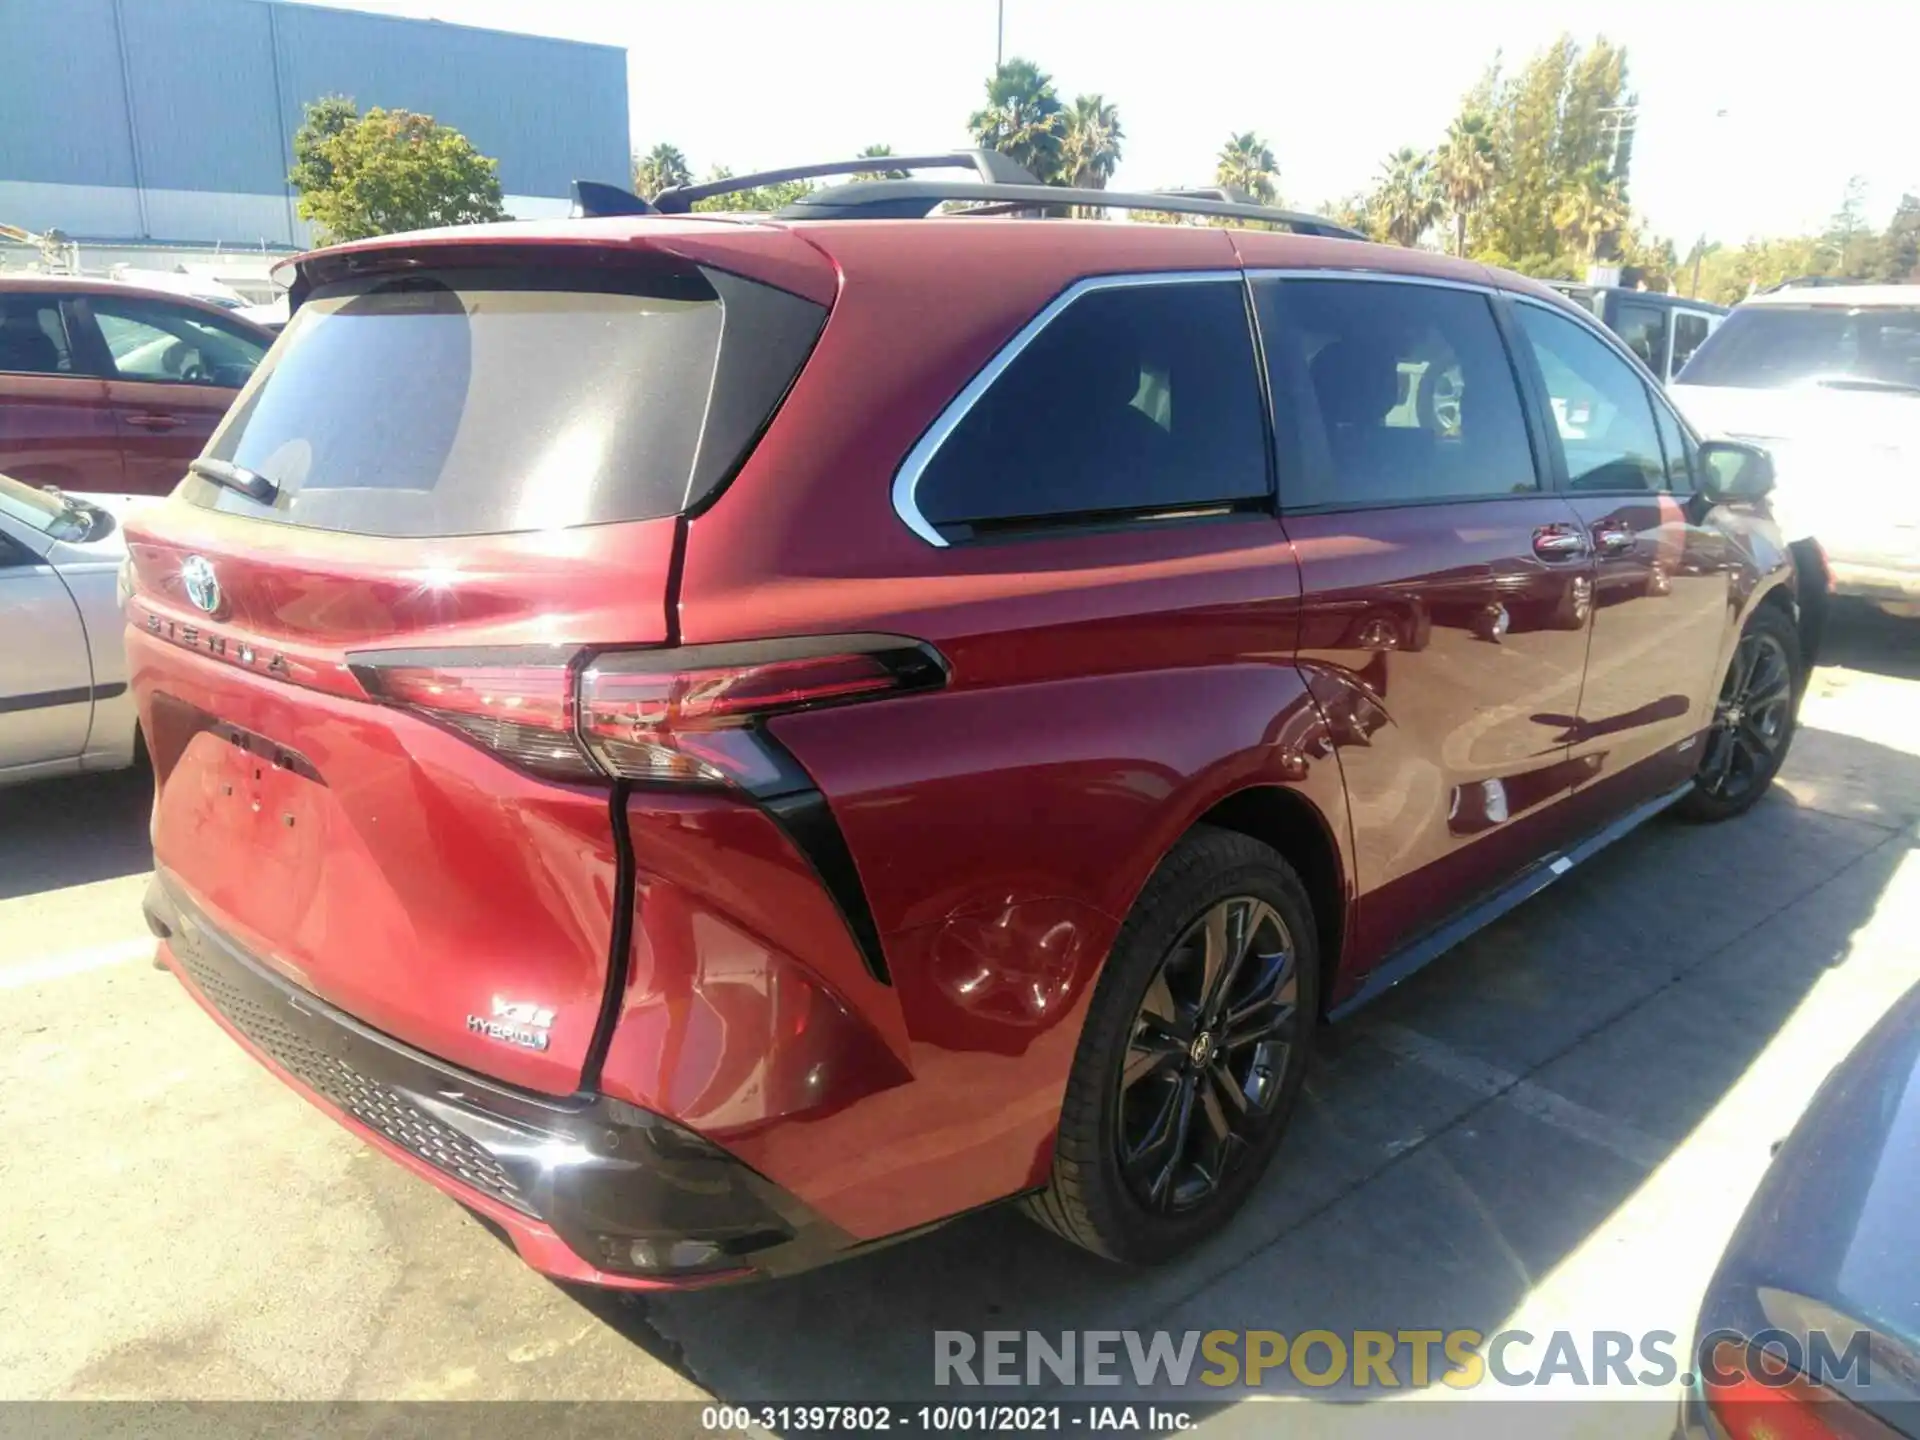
[355,652,594,780]
[1703,1340,1898,1440]
[579,650,912,787]
[350,638,942,790]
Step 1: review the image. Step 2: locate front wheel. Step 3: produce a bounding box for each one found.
[1023,828,1318,1264]
[1676,605,1802,822]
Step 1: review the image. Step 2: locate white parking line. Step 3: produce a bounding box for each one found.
[1367,1020,1668,1170]
[0,937,155,991]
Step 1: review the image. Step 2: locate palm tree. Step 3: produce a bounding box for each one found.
[1215,132,1278,205]
[1436,112,1496,257]
[633,143,690,200]
[1554,162,1630,263]
[1373,147,1439,248]
[1060,95,1124,191]
[968,58,1066,183]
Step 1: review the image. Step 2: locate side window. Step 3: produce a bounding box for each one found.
[1514,304,1666,493]
[1254,278,1538,508]
[84,296,267,388]
[1649,394,1693,493]
[1670,311,1713,377]
[1613,302,1671,377]
[0,530,42,567]
[912,279,1269,535]
[0,297,77,376]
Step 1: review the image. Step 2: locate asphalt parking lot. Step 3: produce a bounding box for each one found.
[2,605,1916,1427]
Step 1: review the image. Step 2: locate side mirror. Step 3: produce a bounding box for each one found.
[1697,440,1775,504]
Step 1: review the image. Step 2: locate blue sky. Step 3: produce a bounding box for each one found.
[326,0,1918,246]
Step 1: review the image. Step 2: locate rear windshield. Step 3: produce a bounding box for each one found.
[187,263,823,537]
[1678,304,1920,392]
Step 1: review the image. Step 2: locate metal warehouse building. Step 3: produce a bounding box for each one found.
[0,0,630,250]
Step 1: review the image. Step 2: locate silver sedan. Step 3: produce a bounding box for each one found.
[0,474,149,786]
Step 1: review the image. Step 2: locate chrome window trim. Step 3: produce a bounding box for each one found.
[890,270,1241,548]
[1244,267,1499,297]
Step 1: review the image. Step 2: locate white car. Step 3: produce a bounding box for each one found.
[1672,285,1920,619]
[0,474,149,785]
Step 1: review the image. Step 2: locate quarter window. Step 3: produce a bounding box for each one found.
[912,279,1270,535]
[1514,304,1667,493]
[0,297,76,376]
[1254,278,1539,508]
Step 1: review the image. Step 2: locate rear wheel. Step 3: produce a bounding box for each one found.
[1677,605,1801,822]
[1023,827,1318,1263]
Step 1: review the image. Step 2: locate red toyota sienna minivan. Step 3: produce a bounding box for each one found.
[127,159,1801,1288]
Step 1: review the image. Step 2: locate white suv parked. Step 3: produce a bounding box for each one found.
[1673,286,1920,621]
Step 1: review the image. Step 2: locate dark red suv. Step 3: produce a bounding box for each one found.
[1,276,271,495]
[126,158,1801,1288]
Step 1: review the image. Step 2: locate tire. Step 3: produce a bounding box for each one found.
[1023,826,1319,1264]
[1675,603,1802,823]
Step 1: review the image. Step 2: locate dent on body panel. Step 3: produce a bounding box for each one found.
[599,793,913,1139]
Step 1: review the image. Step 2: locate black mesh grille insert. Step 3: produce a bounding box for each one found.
[175,939,530,1214]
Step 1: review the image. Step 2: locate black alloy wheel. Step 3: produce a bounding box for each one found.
[1115,895,1299,1214]
[1699,627,1795,805]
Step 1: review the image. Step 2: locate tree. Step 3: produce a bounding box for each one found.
[1877,194,1920,283]
[688,165,812,213]
[1215,132,1278,205]
[1617,223,1679,291]
[1825,176,1883,279]
[287,95,359,201]
[1372,147,1439,247]
[1320,193,1371,235]
[289,99,507,244]
[1475,36,1633,265]
[633,143,691,200]
[1060,95,1124,191]
[1553,160,1628,263]
[968,58,1066,183]
[1435,111,1496,256]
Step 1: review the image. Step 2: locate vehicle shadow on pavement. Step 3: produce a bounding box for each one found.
[1818,603,1919,683]
[565,719,1918,1405]
[0,767,153,902]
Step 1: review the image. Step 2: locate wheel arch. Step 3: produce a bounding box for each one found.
[1187,785,1351,1018]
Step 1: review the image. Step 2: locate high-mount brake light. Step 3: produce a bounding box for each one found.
[350,638,943,790]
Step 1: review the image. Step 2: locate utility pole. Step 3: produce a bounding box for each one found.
[996,0,1004,68]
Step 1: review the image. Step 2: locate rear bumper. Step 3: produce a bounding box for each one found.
[144,871,856,1289]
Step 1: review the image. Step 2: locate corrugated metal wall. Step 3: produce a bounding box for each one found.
[0,0,630,247]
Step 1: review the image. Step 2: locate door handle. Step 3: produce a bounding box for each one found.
[1592,522,1637,557]
[1531,524,1590,561]
[124,412,183,431]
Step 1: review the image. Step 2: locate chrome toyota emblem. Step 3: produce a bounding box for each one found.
[181,555,220,614]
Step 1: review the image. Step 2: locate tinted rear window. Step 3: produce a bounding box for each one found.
[1679,304,1920,391]
[187,264,823,538]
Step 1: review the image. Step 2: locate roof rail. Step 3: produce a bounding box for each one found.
[775,179,1365,238]
[1758,275,1864,295]
[650,150,1039,215]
